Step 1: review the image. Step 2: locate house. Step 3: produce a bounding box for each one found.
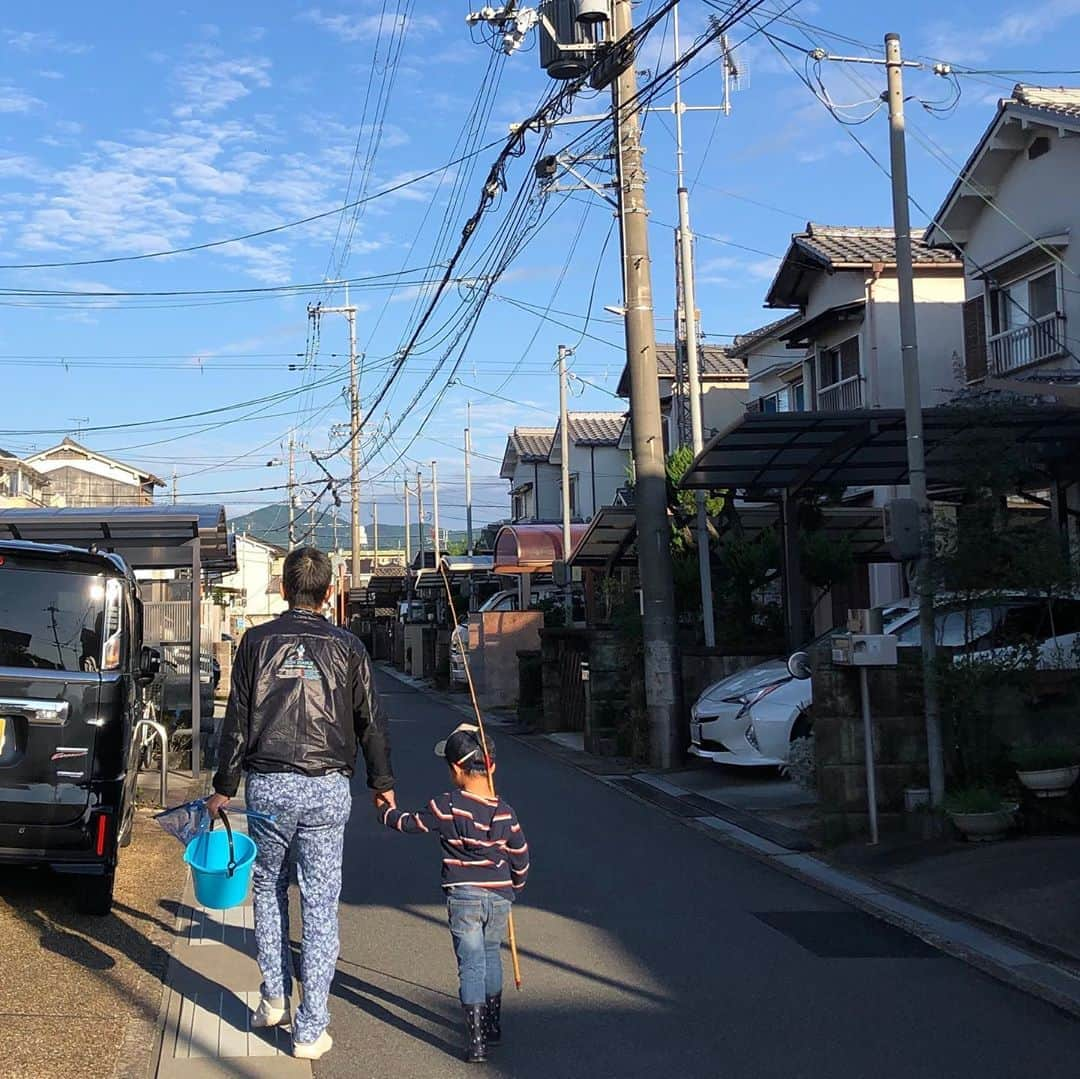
[547,412,629,521]
[728,313,805,415]
[0,449,52,508]
[925,85,1080,386]
[217,533,288,629]
[26,438,164,507]
[615,343,748,449]
[500,427,560,523]
[761,223,966,411]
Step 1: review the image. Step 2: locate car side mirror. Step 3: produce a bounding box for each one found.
[138,646,161,683]
[787,651,812,680]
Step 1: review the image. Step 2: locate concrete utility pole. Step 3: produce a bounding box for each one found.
[464,403,475,555]
[431,461,441,566]
[171,468,178,506]
[885,32,945,807]
[287,433,297,549]
[558,344,574,620]
[612,0,683,768]
[416,469,426,563]
[403,476,412,566]
[673,4,716,650]
[312,288,362,581]
[373,501,379,568]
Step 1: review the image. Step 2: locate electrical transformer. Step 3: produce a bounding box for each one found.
[575,0,610,24]
[538,0,593,79]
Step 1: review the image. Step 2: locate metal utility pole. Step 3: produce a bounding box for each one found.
[311,288,361,581]
[674,4,716,650]
[431,461,441,567]
[417,469,426,563]
[403,476,412,566]
[612,0,683,769]
[884,32,945,808]
[464,403,475,555]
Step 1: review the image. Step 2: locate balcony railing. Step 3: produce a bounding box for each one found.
[817,375,863,412]
[989,312,1066,375]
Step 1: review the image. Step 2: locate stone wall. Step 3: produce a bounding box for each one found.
[540,628,629,747]
[812,644,929,844]
[680,648,780,706]
[470,611,543,711]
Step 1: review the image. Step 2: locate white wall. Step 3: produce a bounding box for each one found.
[508,459,561,522]
[219,536,287,622]
[565,442,629,519]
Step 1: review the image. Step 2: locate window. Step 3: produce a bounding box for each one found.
[0,563,109,672]
[818,337,860,388]
[758,382,805,413]
[991,268,1058,334]
[569,475,579,517]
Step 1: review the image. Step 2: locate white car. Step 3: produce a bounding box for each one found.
[689,596,1080,768]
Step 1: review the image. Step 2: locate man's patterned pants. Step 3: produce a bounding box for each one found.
[245,771,352,1045]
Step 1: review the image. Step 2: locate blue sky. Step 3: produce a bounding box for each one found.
[1,1,1078,535]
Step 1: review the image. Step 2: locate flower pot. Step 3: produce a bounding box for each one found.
[1016,765,1080,799]
[948,803,1018,843]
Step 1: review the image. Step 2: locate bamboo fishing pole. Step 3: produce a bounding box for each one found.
[440,564,523,990]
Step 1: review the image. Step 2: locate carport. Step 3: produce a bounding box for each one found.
[0,505,234,775]
[680,406,1080,645]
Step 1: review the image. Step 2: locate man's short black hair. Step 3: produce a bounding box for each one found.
[282,547,333,609]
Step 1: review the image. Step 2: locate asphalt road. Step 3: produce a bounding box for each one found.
[316,673,1080,1079]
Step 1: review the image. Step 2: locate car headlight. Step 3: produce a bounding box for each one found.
[725,681,786,717]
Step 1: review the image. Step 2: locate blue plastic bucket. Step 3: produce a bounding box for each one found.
[183,810,257,910]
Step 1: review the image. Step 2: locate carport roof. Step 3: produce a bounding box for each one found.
[566,507,640,570]
[0,504,235,571]
[681,407,1080,496]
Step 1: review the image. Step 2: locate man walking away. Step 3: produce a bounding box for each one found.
[208,547,395,1061]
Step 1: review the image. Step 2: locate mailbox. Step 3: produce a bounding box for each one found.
[831,633,898,668]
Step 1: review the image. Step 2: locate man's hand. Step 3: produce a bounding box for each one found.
[373,789,396,811]
[206,793,230,819]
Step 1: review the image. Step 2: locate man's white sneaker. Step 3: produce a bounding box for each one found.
[293,1031,333,1060]
[251,996,288,1028]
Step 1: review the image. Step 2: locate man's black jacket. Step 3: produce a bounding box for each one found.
[213,608,394,797]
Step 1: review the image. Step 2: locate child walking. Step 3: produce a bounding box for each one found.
[380,723,530,1063]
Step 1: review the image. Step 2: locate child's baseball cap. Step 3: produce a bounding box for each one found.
[435,723,495,773]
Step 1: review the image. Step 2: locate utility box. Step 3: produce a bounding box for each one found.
[831,633,899,668]
[884,498,921,562]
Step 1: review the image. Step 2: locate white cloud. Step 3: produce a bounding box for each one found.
[6,29,90,55]
[173,52,272,118]
[37,69,63,80]
[298,8,438,42]
[0,83,42,113]
[924,0,1080,63]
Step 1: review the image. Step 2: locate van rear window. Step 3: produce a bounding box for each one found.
[0,566,107,672]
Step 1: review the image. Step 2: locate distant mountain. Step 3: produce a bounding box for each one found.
[229,503,467,552]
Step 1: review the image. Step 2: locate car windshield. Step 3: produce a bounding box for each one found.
[0,563,108,672]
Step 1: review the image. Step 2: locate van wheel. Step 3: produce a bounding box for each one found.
[77,871,116,916]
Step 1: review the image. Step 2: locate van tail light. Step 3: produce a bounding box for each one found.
[94,812,110,857]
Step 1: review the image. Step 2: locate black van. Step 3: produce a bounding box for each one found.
[0,540,158,914]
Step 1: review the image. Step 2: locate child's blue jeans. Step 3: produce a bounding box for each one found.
[447,886,512,1005]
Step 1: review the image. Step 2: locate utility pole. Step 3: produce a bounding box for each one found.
[558,344,574,620]
[287,433,297,549]
[403,476,412,567]
[373,501,379,568]
[885,32,945,807]
[417,469,426,563]
[431,461,441,567]
[311,288,361,581]
[464,403,475,555]
[171,467,178,506]
[674,4,716,649]
[613,0,683,768]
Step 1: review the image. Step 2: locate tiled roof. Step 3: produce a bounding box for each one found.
[617,344,746,397]
[1011,83,1080,122]
[729,313,803,358]
[509,427,555,460]
[795,223,960,268]
[565,412,626,446]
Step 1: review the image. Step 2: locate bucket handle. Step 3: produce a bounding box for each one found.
[210,806,238,877]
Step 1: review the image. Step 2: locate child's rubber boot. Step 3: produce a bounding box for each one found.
[484,993,502,1045]
[463,1004,488,1063]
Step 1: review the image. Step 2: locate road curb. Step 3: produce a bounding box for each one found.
[379,663,1080,1022]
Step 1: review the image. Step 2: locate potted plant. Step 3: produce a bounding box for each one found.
[1011,744,1080,798]
[945,787,1018,842]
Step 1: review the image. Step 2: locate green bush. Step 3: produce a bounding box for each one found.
[1011,744,1080,772]
[945,786,1006,814]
